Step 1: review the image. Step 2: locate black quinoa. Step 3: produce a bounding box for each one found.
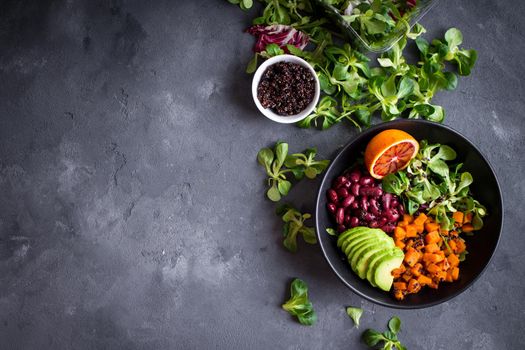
[257,62,315,116]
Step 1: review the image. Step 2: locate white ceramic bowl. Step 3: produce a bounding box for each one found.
[251,54,320,124]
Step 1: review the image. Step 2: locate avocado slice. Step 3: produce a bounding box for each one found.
[350,235,393,272]
[337,227,370,248]
[373,249,405,291]
[355,242,394,279]
[343,232,379,258]
[345,229,388,262]
[366,249,396,286]
[339,228,375,252]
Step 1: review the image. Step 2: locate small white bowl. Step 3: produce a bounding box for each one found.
[252,54,320,124]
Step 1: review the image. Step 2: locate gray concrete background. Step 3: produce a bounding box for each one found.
[0,0,524,349]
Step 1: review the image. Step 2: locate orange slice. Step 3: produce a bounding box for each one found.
[364,129,419,179]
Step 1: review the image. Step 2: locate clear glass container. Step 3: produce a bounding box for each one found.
[312,0,440,53]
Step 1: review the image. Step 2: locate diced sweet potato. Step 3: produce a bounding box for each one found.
[403,214,413,224]
[394,289,405,300]
[404,248,421,267]
[410,263,423,277]
[392,265,406,278]
[417,274,432,286]
[425,231,441,244]
[425,222,440,233]
[393,282,407,291]
[407,279,421,294]
[454,239,466,253]
[447,254,460,268]
[423,253,444,263]
[413,213,427,226]
[435,271,447,282]
[405,225,418,238]
[452,211,464,226]
[401,272,413,282]
[426,263,441,275]
[395,239,406,249]
[462,224,474,232]
[394,227,406,240]
[451,267,460,281]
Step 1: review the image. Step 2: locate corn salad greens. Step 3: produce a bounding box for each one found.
[382,140,487,231]
[257,141,329,201]
[346,306,364,328]
[362,316,406,350]
[235,0,477,130]
[282,278,317,325]
[276,205,317,252]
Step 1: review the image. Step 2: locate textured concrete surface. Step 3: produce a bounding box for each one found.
[0,0,524,349]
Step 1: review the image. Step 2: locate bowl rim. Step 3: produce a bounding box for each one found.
[315,119,504,309]
[251,54,320,124]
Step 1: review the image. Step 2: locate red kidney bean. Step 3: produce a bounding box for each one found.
[398,204,405,216]
[359,176,374,186]
[360,186,383,197]
[344,214,352,225]
[351,183,360,197]
[382,193,392,209]
[369,220,379,228]
[350,217,359,227]
[389,209,400,222]
[350,201,359,210]
[360,197,369,211]
[348,169,361,183]
[334,176,348,188]
[369,199,381,216]
[382,208,399,223]
[391,198,399,208]
[381,223,396,233]
[337,188,349,198]
[341,195,355,208]
[358,186,371,196]
[363,212,376,222]
[378,217,388,226]
[337,224,346,233]
[327,189,338,203]
[336,207,345,225]
[327,203,337,213]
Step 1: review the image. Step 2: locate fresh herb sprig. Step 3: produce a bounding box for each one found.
[382,140,487,230]
[276,205,317,252]
[362,316,406,350]
[257,142,330,201]
[282,278,317,326]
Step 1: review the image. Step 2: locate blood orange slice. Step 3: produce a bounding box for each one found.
[364,129,419,179]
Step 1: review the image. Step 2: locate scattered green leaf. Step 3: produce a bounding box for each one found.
[282,278,317,326]
[277,205,317,252]
[346,307,364,328]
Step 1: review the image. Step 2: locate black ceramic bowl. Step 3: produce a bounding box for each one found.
[316,120,503,309]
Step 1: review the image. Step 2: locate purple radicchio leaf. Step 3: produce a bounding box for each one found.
[246,25,309,53]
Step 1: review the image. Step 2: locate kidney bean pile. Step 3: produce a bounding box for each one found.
[326,167,405,234]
